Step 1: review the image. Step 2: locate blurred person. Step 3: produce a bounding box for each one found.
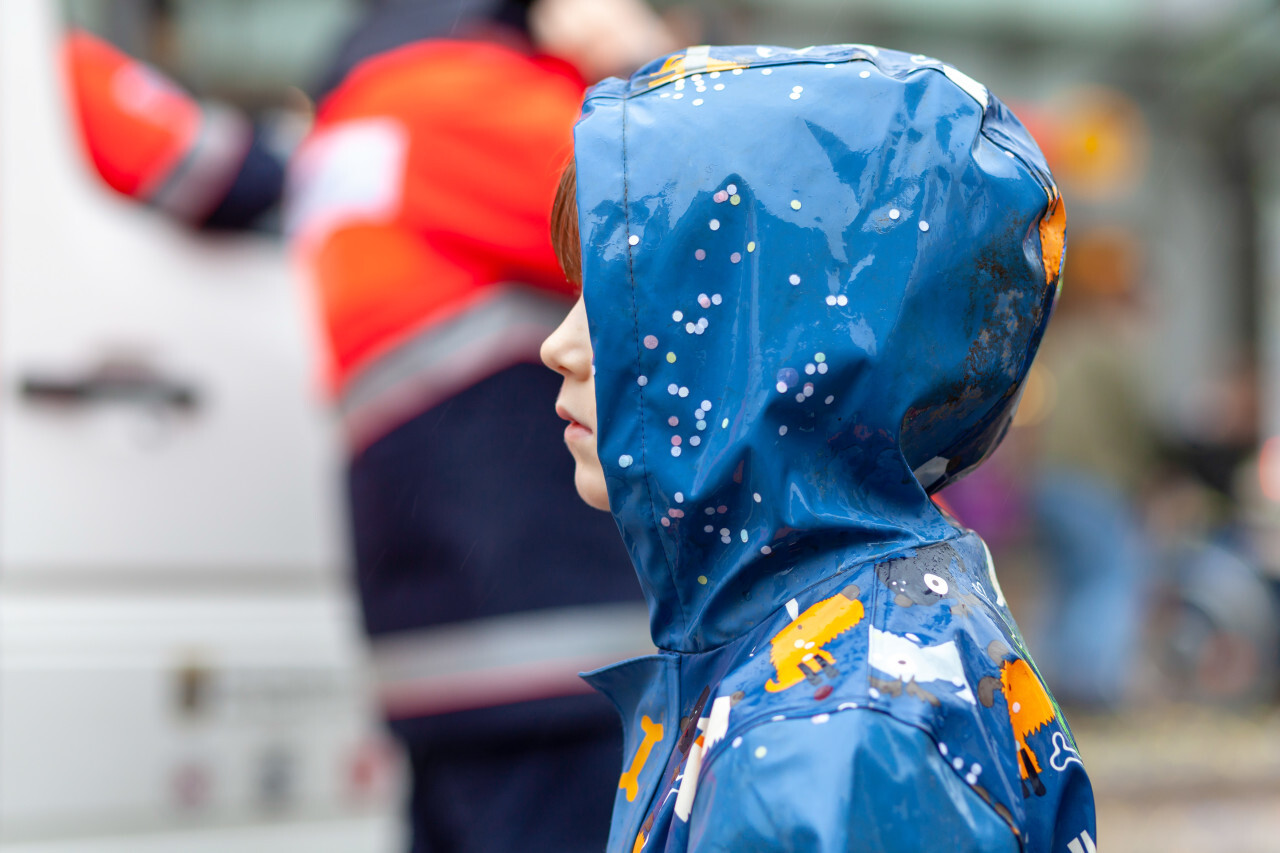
[1143,359,1279,703]
[286,1,676,851]
[1028,228,1157,709]
[543,44,1094,853]
[63,29,285,230]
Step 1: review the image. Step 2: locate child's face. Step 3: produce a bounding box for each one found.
[541,296,610,511]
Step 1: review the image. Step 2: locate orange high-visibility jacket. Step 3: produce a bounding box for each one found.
[287,39,584,410]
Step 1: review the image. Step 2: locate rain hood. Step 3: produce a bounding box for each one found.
[576,44,1065,654]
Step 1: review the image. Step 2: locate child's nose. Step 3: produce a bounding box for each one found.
[540,298,593,379]
[540,322,573,376]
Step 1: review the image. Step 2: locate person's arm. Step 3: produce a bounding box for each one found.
[687,710,1019,853]
[62,30,282,229]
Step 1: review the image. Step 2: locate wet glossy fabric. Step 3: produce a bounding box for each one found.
[573,44,1093,852]
[688,707,1020,853]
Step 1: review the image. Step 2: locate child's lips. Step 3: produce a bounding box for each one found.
[556,403,593,441]
[564,420,593,443]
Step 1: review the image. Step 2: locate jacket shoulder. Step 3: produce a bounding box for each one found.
[691,707,1019,853]
[707,536,1094,849]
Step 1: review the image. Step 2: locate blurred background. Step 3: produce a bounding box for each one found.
[2,0,1279,851]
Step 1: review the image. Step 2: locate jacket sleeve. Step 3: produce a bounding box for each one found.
[63,30,279,228]
[687,709,1019,853]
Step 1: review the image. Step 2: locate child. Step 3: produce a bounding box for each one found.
[541,44,1094,853]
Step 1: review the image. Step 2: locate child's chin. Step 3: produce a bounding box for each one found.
[574,467,611,512]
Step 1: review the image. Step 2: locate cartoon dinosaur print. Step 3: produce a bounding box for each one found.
[1002,658,1056,792]
[619,715,664,802]
[765,584,864,692]
[979,649,1057,797]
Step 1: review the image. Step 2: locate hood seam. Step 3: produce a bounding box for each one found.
[619,94,691,638]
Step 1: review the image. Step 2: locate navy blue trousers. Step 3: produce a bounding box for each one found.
[348,365,639,852]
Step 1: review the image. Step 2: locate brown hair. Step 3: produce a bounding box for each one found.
[550,158,581,287]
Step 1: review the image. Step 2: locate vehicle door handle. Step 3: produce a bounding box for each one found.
[19,358,200,411]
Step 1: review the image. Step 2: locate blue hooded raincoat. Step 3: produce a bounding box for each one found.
[572,44,1096,853]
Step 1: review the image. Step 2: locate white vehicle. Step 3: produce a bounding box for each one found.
[0,2,398,850]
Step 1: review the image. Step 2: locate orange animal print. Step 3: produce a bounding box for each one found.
[766,585,865,692]
[647,46,747,88]
[980,653,1056,797]
[619,715,664,803]
[1003,658,1056,787]
[1039,186,1066,293]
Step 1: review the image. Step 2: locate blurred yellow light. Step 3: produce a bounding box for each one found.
[1051,86,1148,201]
